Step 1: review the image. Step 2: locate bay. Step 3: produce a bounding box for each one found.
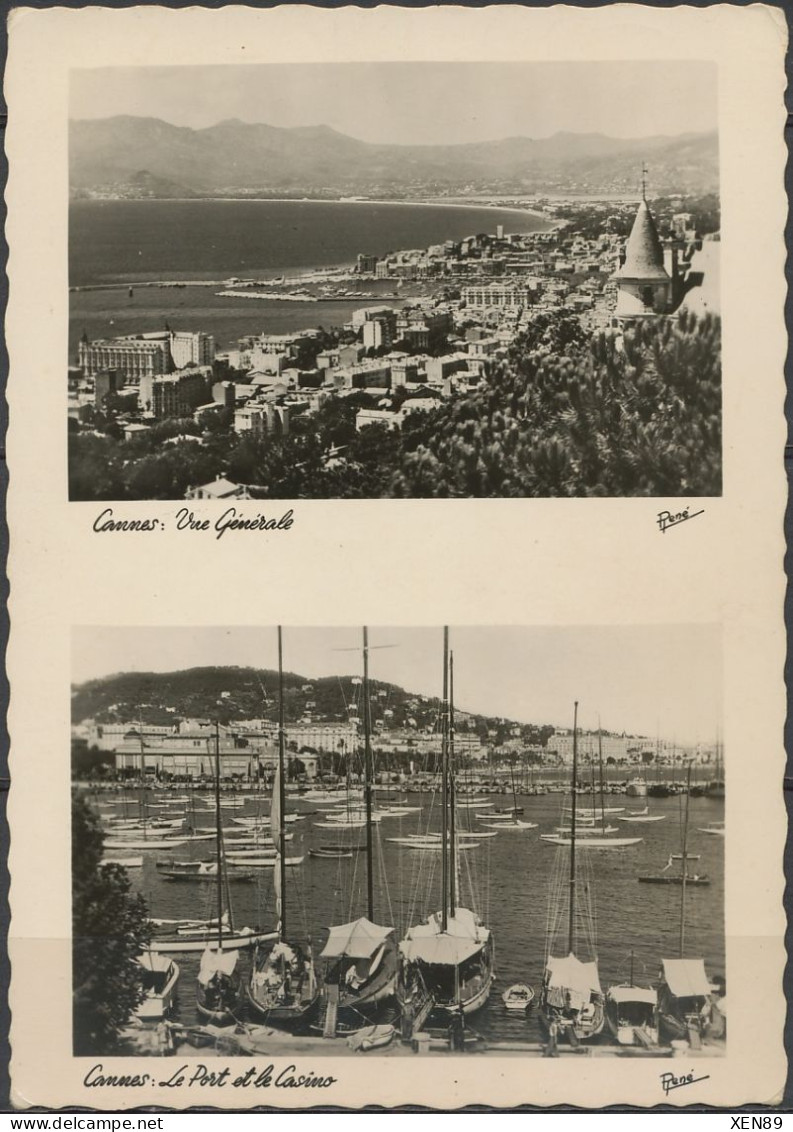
[68,199,549,355]
[109,786,724,1048]
[69,199,550,285]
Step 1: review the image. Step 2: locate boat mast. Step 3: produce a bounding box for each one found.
[441,626,449,933]
[138,713,145,787]
[277,626,288,941]
[362,626,375,922]
[679,761,692,956]
[449,648,457,918]
[597,721,606,830]
[214,718,223,949]
[568,701,579,955]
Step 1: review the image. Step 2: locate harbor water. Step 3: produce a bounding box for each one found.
[93,786,725,1049]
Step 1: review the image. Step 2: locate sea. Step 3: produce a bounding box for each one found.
[68,199,551,356]
[94,784,725,1049]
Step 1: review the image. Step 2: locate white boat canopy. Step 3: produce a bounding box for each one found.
[608,985,657,1005]
[198,947,239,984]
[546,953,602,996]
[400,933,484,967]
[399,907,490,967]
[321,917,394,961]
[661,958,711,998]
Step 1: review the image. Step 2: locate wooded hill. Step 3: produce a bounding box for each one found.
[72,665,555,747]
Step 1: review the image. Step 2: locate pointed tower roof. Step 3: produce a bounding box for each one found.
[616,198,669,282]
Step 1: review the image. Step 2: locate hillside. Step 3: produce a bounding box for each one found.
[71,665,555,747]
[69,116,719,198]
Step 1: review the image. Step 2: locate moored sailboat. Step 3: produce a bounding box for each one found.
[317,627,397,1036]
[656,764,715,1047]
[396,631,494,1031]
[195,721,244,1025]
[247,628,319,1028]
[543,728,641,849]
[539,702,605,1046]
[605,951,658,1047]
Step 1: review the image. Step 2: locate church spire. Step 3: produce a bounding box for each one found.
[612,169,672,319]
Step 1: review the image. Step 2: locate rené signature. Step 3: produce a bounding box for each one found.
[657,508,705,533]
[659,1070,711,1096]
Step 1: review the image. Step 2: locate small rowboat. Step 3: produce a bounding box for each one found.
[502,983,534,1011]
[308,848,353,859]
[347,1024,396,1052]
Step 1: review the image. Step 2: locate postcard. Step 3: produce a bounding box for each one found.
[4,1,788,1110]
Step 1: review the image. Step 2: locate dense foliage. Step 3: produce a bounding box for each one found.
[72,792,151,1054]
[391,311,721,498]
[72,740,116,780]
[69,311,721,500]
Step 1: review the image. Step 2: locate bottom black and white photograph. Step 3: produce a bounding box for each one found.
[70,624,725,1061]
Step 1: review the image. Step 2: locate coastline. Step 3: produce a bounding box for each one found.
[69,196,554,291]
[72,194,555,227]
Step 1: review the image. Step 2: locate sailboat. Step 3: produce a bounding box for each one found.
[542,727,641,849]
[195,722,245,1024]
[620,806,666,824]
[317,627,397,1036]
[605,951,659,1047]
[478,764,537,830]
[639,767,709,886]
[651,764,716,1046]
[619,762,666,823]
[396,630,494,1029]
[539,702,605,1046]
[247,627,319,1028]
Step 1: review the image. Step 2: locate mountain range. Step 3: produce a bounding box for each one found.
[69,115,719,198]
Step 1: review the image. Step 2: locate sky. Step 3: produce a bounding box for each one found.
[72,625,721,745]
[69,62,718,146]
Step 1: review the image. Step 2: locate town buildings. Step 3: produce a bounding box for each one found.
[69,185,720,494]
[78,329,215,381]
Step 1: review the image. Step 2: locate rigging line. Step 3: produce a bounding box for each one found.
[348,827,361,924]
[415,835,435,925]
[376,827,395,930]
[462,844,476,915]
[408,829,433,926]
[335,674,351,718]
[293,861,311,941]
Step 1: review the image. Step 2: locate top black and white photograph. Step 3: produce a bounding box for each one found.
[68,62,720,502]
